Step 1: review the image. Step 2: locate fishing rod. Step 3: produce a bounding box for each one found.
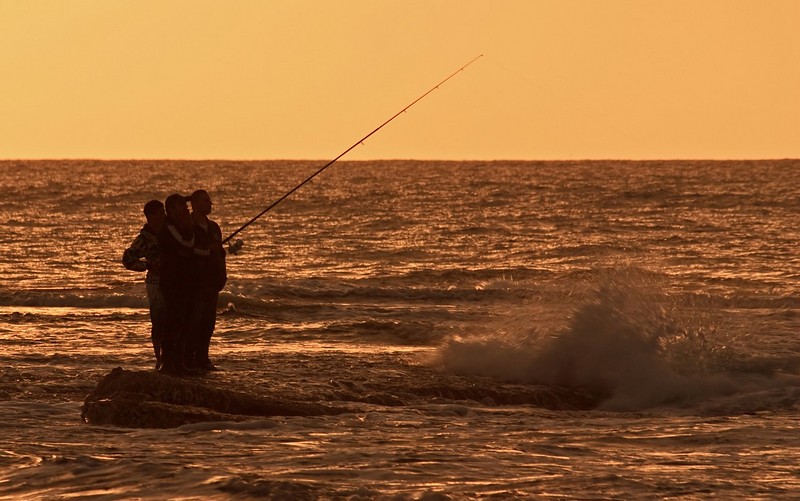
[222,54,484,249]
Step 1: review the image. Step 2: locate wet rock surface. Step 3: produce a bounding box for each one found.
[81,367,353,428]
[82,356,601,428]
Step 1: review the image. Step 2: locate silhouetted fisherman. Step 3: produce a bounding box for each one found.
[157,194,198,375]
[123,199,167,370]
[189,189,227,371]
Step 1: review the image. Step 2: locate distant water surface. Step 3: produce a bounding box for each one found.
[0,159,798,499]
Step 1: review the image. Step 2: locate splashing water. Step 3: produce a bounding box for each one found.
[437,267,760,411]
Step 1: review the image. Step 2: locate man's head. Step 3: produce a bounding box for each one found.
[190,189,212,217]
[164,194,192,227]
[143,199,166,230]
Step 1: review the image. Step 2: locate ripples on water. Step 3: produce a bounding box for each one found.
[0,159,798,498]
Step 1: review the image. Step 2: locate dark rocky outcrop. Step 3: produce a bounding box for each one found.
[82,367,351,428]
[82,361,602,429]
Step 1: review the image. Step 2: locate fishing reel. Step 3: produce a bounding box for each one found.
[227,239,244,255]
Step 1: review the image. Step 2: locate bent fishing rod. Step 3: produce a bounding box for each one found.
[222,54,484,247]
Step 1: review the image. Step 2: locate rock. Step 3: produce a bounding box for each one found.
[82,367,350,428]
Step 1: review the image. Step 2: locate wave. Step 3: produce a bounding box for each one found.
[434,268,800,414]
[0,268,546,310]
[6,272,783,315]
[230,271,543,300]
[0,289,148,309]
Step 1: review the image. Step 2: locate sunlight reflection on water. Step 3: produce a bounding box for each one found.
[0,160,798,498]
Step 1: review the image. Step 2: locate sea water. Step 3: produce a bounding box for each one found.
[0,159,798,499]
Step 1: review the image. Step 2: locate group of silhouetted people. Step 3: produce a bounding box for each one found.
[123,190,227,375]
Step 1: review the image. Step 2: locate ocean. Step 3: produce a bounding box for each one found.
[0,159,798,499]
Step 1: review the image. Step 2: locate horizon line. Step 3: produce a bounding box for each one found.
[1,157,798,163]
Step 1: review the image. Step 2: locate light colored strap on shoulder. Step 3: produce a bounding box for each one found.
[167,225,195,248]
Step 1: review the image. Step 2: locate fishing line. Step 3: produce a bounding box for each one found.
[223,54,484,249]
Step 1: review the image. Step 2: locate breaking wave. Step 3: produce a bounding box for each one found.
[436,268,800,413]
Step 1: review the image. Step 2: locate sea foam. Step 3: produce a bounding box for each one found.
[435,268,786,412]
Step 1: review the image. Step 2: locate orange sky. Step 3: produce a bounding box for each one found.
[1,1,798,160]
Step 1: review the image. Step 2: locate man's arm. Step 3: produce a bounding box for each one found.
[122,235,148,272]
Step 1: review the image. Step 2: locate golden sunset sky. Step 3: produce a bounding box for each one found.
[1,1,797,160]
